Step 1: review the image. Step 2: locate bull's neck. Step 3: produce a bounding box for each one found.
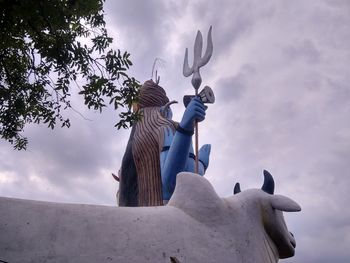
[221,199,280,263]
[262,231,279,263]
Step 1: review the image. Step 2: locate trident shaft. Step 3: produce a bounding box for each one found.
[183,26,213,173]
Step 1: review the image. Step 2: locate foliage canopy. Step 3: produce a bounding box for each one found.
[0,0,140,150]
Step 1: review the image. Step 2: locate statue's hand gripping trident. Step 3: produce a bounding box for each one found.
[183,26,214,173]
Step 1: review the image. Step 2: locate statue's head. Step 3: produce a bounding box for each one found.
[133,80,169,110]
[133,79,177,120]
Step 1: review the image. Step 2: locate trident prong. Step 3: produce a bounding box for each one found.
[183,26,213,90]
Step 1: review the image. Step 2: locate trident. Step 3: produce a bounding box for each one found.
[183,26,213,173]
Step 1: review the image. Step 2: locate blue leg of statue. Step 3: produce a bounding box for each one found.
[161,97,210,201]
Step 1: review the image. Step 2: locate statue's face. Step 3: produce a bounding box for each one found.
[164,107,173,120]
[160,102,177,120]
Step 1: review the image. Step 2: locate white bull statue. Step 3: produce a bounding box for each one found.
[0,171,300,263]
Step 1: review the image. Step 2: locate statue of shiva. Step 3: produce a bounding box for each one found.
[118,80,211,206]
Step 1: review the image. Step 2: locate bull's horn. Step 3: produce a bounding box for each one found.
[233,183,241,194]
[262,170,274,194]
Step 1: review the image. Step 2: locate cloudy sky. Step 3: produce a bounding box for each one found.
[1,0,349,262]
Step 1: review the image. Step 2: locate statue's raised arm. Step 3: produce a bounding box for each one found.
[160,96,210,201]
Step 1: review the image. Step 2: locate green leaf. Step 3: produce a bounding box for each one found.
[0,0,139,150]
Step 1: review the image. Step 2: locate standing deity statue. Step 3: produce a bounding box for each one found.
[118,79,211,206]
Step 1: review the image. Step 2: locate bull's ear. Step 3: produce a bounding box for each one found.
[112,173,120,182]
[270,195,301,212]
[160,100,178,118]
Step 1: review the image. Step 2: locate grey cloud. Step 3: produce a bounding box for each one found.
[216,64,256,103]
[26,119,116,179]
[284,207,350,263]
[325,77,350,108]
[104,0,175,80]
[0,107,127,204]
[190,0,276,53]
[283,39,321,64]
[324,0,350,9]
